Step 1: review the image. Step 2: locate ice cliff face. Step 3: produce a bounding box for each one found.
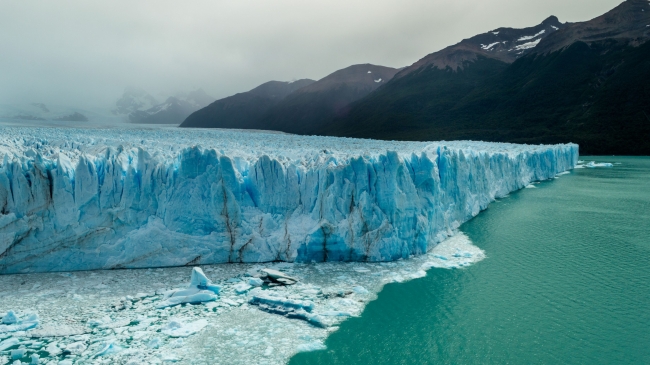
[0,127,578,273]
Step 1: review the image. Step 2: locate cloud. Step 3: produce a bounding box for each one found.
[0,0,622,108]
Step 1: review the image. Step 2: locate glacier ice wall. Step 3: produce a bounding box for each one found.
[0,127,578,273]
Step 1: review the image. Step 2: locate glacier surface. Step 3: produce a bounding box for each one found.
[0,127,578,273]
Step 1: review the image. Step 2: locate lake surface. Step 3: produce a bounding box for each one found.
[290,156,650,365]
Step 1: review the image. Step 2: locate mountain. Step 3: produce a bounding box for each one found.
[131,89,215,124]
[112,87,159,116]
[0,103,94,123]
[257,64,399,134]
[397,15,565,75]
[534,0,650,54]
[180,79,315,129]
[53,112,88,122]
[318,0,650,155]
[113,88,215,124]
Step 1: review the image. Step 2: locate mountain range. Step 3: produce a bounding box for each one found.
[180,0,650,155]
[114,88,214,124]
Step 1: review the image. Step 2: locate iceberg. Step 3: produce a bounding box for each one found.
[156,267,220,308]
[0,127,578,273]
[0,312,39,333]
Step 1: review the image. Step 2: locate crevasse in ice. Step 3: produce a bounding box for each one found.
[0,127,578,273]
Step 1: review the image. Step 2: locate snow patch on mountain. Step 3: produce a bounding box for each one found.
[518,29,546,41]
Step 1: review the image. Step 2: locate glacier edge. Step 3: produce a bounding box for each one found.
[0,127,578,273]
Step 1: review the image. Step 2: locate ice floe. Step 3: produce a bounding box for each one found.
[0,232,486,364]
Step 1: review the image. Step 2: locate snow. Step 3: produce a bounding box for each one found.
[492,31,500,35]
[518,29,546,41]
[0,126,577,274]
[514,38,542,51]
[551,25,559,30]
[481,42,500,50]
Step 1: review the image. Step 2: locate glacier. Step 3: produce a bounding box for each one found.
[0,126,578,273]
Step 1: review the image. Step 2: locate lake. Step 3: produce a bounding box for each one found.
[290,156,650,365]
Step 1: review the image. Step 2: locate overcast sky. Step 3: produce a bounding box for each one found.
[0,0,622,109]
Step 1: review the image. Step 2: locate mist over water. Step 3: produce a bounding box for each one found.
[290,156,650,365]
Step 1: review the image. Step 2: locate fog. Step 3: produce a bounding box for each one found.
[0,0,622,109]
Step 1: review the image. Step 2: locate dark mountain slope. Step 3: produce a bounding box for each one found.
[258,64,399,134]
[180,79,314,129]
[319,1,650,155]
[321,40,650,155]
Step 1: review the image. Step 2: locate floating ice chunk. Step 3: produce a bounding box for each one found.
[264,346,274,356]
[66,341,87,354]
[525,184,536,188]
[94,342,122,357]
[248,278,264,287]
[161,319,208,337]
[233,282,252,294]
[44,343,60,356]
[147,337,162,349]
[585,161,613,168]
[352,286,368,294]
[261,269,298,285]
[250,293,314,312]
[374,78,382,83]
[297,341,326,352]
[0,313,39,333]
[189,267,221,294]
[30,354,40,365]
[11,349,25,360]
[556,171,570,176]
[156,268,220,308]
[58,361,73,365]
[2,311,17,324]
[434,255,448,260]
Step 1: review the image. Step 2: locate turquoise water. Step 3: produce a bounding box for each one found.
[290,157,650,365]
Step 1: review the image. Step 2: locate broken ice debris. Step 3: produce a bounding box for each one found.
[249,293,326,327]
[0,311,39,333]
[156,267,221,308]
[0,337,19,351]
[2,311,17,324]
[260,268,299,285]
[161,319,208,337]
[296,341,327,352]
[94,342,122,357]
[248,277,264,287]
[585,161,614,168]
[233,282,252,294]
